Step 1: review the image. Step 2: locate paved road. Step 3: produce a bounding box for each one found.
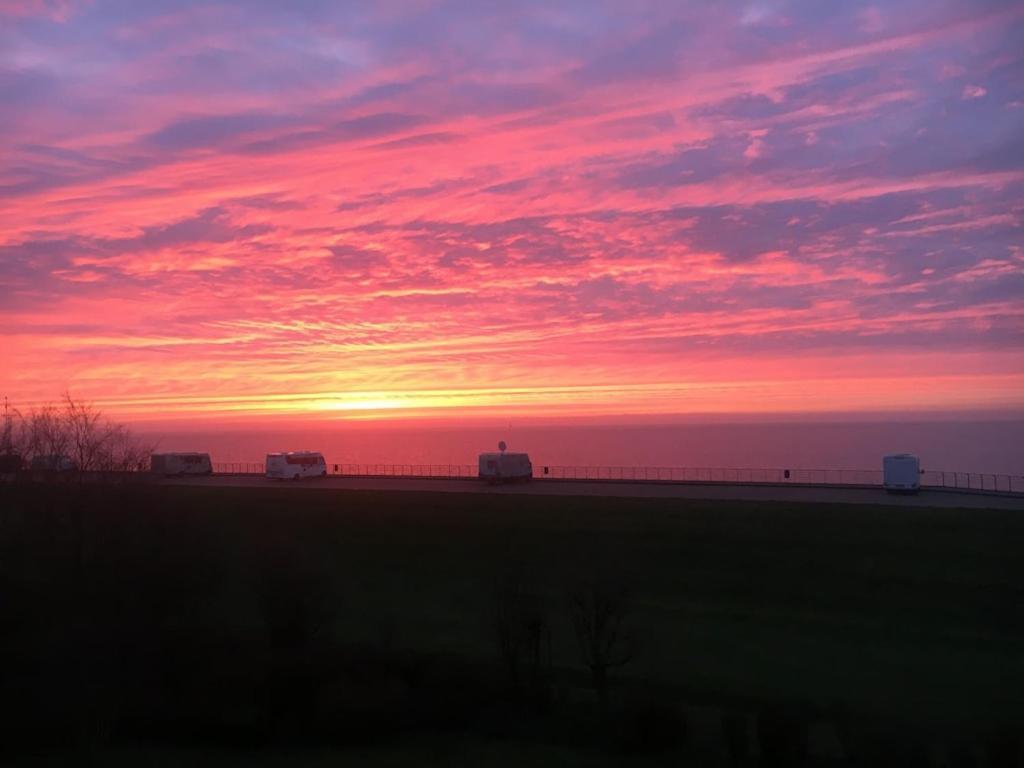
[161,474,1024,510]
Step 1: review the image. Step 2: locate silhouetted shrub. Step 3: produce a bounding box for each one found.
[723,711,753,766]
[254,563,332,654]
[757,706,808,767]
[566,578,635,711]
[249,550,337,740]
[612,697,685,754]
[490,567,552,707]
[834,714,931,768]
[988,726,1024,768]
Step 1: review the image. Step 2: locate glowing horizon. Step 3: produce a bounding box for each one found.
[2,1,1022,423]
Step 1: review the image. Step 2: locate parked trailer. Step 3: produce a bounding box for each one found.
[266,451,327,480]
[478,450,533,484]
[151,452,213,476]
[883,453,921,494]
[30,454,77,472]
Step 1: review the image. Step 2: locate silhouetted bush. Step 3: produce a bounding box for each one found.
[490,566,552,708]
[247,549,337,740]
[722,711,753,766]
[566,578,635,712]
[757,706,808,767]
[254,557,333,654]
[611,696,685,754]
[987,725,1024,768]
[834,713,931,768]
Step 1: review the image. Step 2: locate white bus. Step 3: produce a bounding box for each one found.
[266,451,327,480]
[151,452,213,476]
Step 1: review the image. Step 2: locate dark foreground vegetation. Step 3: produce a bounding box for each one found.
[1,482,1022,766]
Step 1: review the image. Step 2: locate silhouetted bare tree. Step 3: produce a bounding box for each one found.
[95,421,152,472]
[1,394,152,474]
[567,579,635,711]
[63,393,106,471]
[27,404,71,464]
[492,570,551,701]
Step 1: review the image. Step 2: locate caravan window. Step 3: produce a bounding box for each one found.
[286,455,321,467]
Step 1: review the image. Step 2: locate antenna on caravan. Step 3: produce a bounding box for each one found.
[498,440,507,453]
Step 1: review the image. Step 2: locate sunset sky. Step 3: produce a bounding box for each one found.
[2,0,1022,423]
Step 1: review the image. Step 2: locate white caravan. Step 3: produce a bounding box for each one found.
[266,451,327,480]
[30,454,77,472]
[883,453,920,494]
[151,452,213,476]
[479,442,532,483]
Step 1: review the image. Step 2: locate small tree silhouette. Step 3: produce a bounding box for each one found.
[252,552,335,736]
[567,579,635,711]
[255,560,332,654]
[492,571,551,702]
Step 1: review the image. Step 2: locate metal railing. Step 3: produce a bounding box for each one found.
[539,466,1023,493]
[540,466,885,485]
[213,462,268,475]
[920,470,1023,494]
[331,463,477,478]
[209,461,1024,494]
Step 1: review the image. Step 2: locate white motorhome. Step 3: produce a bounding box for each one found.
[883,453,920,494]
[266,451,327,480]
[479,442,532,483]
[151,452,213,476]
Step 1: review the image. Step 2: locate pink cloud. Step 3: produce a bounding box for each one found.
[0,0,77,19]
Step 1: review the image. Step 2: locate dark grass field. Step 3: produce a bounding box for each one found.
[1,482,1022,765]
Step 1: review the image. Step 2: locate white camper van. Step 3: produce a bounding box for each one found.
[151,452,213,476]
[266,451,327,480]
[883,453,920,494]
[479,442,532,484]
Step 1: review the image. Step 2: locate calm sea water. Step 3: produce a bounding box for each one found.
[142,419,1024,476]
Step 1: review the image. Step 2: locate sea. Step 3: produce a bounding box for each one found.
[139,417,1024,477]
